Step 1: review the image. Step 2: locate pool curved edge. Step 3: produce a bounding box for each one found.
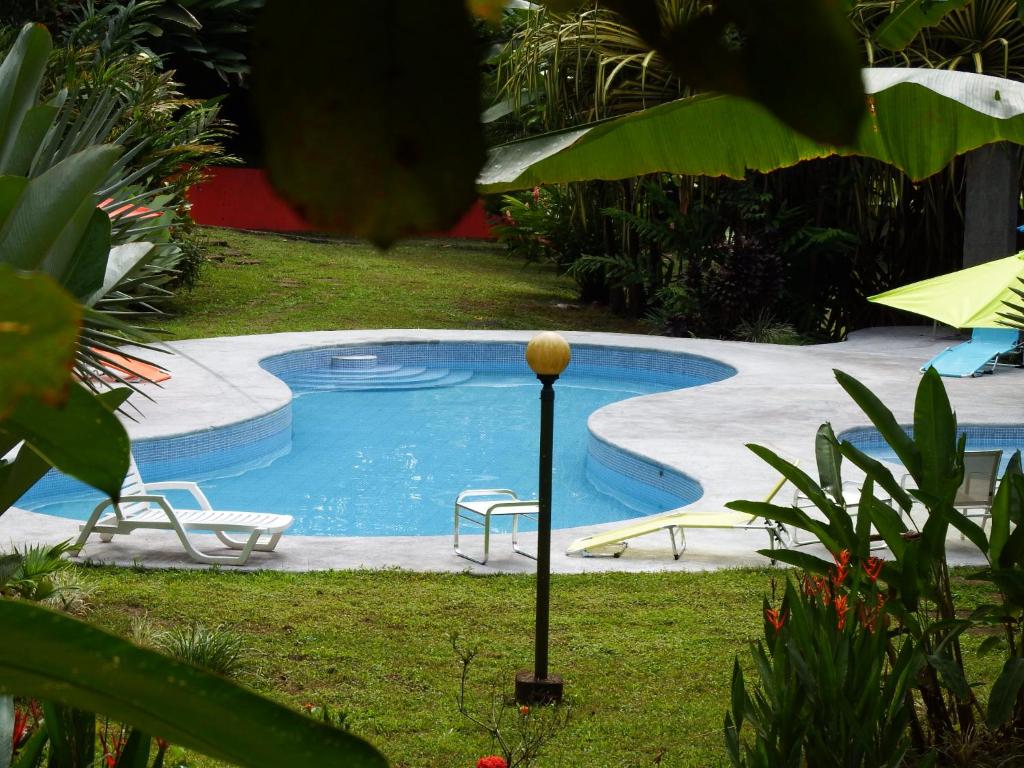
[7,328,1013,572]
[19,335,732,515]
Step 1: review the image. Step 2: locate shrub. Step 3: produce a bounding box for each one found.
[727,368,1024,764]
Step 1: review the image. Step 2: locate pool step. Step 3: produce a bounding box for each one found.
[331,354,378,370]
[296,365,427,381]
[284,365,473,392]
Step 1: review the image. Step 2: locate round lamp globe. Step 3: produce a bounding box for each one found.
[525,332,571,376]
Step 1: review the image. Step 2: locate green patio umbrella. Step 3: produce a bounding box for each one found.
[868,252,1024,328]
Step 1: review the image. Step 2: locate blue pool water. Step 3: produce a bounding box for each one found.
[28,372,704,536]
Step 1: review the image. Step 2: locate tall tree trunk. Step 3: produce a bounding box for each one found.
[963,143,1020,268]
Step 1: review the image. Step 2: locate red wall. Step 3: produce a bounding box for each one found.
[186,167,493,239]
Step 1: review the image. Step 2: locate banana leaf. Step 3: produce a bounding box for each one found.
[479,68,1024,191]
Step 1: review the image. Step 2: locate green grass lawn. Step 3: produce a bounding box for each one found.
[153,229,645,340]
[81,567,775,768]
[82,566,1001,768]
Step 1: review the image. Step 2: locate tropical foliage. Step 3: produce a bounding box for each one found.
[2,0,263,84]
[485,0,1024,340]
[0,2,239,304]
[727,369,1024,763]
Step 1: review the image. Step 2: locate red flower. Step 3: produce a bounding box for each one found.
[99,728,126,768]
[477,756,508,768]
[764,607,786,632]
[519,705,530,716]
[862,556,884,582]
[834,595,849,630]
[802,574,831,603]
[532,186,540,205]
[831,549,851,586]
[12,708,30,749]
[861,593,888,634]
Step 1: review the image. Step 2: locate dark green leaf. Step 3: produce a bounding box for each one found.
[6,102,59,177]
[114,729,151,768]
[729,499,836,552]
[253,0,485,248]
[835,370,920,478]
[989,569,1024,609]
[755,548,833,573]
[0,266,80,418]
[977,635,1007,657]
[0,601,388,768]
[992,455,1024,565]
[0,176,27,233]
[40,703,94,768]
[11,726,46,768]
[988,657,1024,729]
[874,0,972,51]
[900,541,921,610]
[730,656,746,724]
[913,368,959,496]
[859,494,908,559]
[0,145,121,271]
[931,501,988,555]
[0,24,51,174]
[60,208,112,301]
[927,653,971,700]
[723,712,741,766]
[814,423,844,505]
[0,439,51,514]
[154,5,202,29]
[1001,525,1024,570]
[3,385,130,501]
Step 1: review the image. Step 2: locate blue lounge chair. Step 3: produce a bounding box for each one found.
[921,328,1022,377]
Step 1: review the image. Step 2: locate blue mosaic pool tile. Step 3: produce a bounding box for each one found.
[840,423,1024,449]
[586,435,702,512]
[20,406,292,505]
[263,341,736,390]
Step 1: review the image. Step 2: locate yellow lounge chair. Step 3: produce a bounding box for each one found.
[566,475,792,560]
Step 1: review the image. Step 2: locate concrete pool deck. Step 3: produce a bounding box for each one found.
[4,327,1020,573]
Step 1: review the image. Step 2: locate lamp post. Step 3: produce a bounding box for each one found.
[516,331,571,705]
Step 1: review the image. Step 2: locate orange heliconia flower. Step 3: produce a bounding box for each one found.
[832,549,851,586]
[765,607,787,632]
[862,556,884,582]
[834,594,849,630]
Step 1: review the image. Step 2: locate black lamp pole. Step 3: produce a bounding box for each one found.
[516,333,568,705]
[533,373,557,680]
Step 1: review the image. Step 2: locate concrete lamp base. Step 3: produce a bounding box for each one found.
[515,670,564,704]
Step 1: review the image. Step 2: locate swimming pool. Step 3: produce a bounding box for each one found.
[841,424,1024,475]
[21,342,735,536]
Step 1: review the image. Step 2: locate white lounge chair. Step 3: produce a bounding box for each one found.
[73,455,293,565]
[900,448,1003,531]
[453,488,538,565]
